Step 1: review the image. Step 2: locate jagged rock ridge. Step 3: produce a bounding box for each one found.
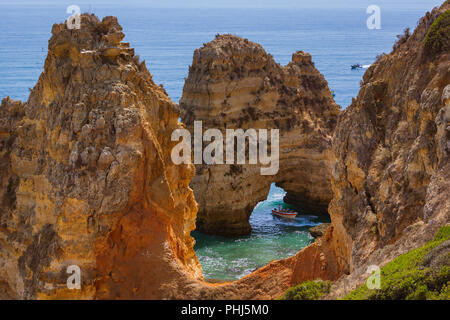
[323,3,450,296]
[0,14,201,299]
[180,34,340,236]
[0,13,339,301]
[0,3,448,300]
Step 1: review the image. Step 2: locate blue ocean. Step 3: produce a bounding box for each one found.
[0,0,441,280]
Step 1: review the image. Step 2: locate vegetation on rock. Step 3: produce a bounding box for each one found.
[345,226,450,300]
[393,28,411,51]
[423,10,450,57]
[279,280,331,300]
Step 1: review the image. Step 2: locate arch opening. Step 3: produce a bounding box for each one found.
[192,183,331,282]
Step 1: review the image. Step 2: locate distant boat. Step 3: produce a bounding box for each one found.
[351,64,363,70]
[272,205,298,219]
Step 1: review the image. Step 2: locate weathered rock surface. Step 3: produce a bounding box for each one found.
[0,14,202,299]
[0,13,342,301]
[180,35,340,236]
[323,3,450,297]
[309,223,331,239]
[1,3,449,300]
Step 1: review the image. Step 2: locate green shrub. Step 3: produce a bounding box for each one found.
[423,10,450,57]
[434,225,450,242]
[345,225,450,300]
[279,280,331,300]
[393,28,411,51]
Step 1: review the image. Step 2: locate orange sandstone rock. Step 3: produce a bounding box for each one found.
[0,14,201,299]
[1,3,449,300]
[324,3,450,297]
[180,35,340,236]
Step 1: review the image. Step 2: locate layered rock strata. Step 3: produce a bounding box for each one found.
[180,35,340,236]
[323,3,450,294]
[0,3,449,300]
[0,14,202,299]
[0,13,340,301]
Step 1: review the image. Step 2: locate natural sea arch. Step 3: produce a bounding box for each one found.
[178,35,340,237]
[192,183,331,281]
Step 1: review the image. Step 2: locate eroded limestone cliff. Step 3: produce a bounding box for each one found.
[0,3,448,300]
[180,35,340,236]
[0,14,202,299]
[323,3,450,296]
[0,13,341,301]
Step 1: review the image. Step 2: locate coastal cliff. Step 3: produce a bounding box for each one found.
[277,3,449,298]
[0,14,202,299]
[322,3,450,296]
[0,3,448,300]
[180,35,340,236]
[0,13,335,300]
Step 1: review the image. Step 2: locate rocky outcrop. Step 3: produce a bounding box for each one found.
[309,223,331,239]
[0,13,342,301]
[322,3,450,296]
[1,3,448,301]
[180,35,340,236]
[0,14,202,299]
[0,12,340,301]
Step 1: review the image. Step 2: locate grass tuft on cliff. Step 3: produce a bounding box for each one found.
[279,280,331,300]
[345,225,450,300]
[423,10,450,57]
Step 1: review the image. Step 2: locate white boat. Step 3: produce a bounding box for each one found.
[271,205,298,219]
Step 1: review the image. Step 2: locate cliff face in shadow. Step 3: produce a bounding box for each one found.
[0,14,202,299]
[180,35,340,236]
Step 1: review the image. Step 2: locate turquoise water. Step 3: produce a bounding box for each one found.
[192,184,330,281]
